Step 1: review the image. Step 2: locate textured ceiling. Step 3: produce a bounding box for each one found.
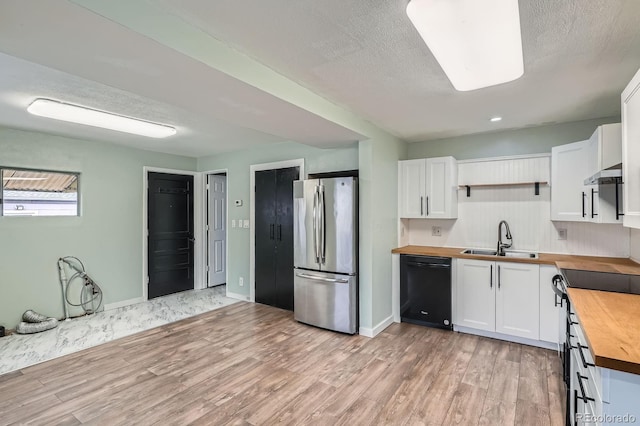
[157,0,640,141]
[0,0,639,156]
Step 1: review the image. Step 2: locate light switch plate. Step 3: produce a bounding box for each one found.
[231,219,236,228]
[243,220,250,228]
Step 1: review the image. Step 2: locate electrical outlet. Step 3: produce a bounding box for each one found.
[432,226,442,236]
[243,220,250,228]
[231,219,236,228]
[558,228,567,240]
[239,277,244,287]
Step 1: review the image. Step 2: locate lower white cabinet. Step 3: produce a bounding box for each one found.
[456,258,540,340]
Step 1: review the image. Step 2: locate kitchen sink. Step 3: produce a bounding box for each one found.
[461,249,498,256]
[461,249,538,259]
[501,251,538,259]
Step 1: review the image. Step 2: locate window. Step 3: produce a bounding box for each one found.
[1,168,80,216]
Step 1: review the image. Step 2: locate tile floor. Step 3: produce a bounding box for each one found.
[0,285,238,375]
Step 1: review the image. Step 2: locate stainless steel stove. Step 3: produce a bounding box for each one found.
[561,269,640,294]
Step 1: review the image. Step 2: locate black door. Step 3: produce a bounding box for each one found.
[148,172,194,299]
[255,166,299,310]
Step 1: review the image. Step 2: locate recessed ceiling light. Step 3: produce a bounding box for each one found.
[27,99,177,139]
[490,117,503,122]
[406,0,524,91]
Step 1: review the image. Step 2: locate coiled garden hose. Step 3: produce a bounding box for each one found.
[57,256,103,319]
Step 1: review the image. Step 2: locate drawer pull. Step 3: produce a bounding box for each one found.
[578,343,596,368]
[575,372,595,403]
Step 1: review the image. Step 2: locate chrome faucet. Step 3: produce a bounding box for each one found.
[497,220,513,256]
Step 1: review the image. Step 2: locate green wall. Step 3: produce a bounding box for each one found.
[408,116,619,160]
[0,127,196,328]
[197,141,358,298]
[358,135,407,330]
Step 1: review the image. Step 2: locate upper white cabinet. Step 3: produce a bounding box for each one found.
[551,140,591,221]
[399,156,457,219]
[456,258,540,340]
[587,123,622,177]
[622,67,640,229]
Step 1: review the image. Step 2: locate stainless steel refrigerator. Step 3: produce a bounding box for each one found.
[293,177,357,334]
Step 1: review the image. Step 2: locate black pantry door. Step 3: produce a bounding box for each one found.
[148,172,195,299]
[255,166,299,310]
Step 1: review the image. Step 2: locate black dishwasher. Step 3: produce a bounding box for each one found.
[400,255,452,330]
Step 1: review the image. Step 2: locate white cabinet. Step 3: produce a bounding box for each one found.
[539,265,560,345]
[586,123,624,224]
[399,156,457,219]
[551,140,591,222]
[456,259,539,340]
[495,262,540,340]
[456,259,495,331]
[587,123,622,177]
[622,67,640,229]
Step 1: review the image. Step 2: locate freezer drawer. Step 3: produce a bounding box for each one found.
[294,270,357,334]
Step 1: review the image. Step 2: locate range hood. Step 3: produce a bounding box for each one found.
[584,164,622,185]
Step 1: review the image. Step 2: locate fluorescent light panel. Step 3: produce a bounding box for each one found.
[27,99,176,138]
[406,0,524,91]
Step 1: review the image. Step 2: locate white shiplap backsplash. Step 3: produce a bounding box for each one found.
[405,156,630,257]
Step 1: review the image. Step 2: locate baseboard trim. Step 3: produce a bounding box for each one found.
[453,325,559,351]
[226,290,251,301]
[359,315,394,338]
[104,297,144,311]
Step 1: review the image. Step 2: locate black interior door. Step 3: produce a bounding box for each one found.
[274,167,299,310]
[255,169,277,307]
[254,166,299,310]
[148,172,194,299]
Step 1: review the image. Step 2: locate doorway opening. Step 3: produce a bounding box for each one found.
[206,172,227,288]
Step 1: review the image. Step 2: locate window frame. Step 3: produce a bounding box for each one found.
[0,166,81,217]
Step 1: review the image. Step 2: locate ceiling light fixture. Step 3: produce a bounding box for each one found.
[2,177,48,181]
[490,116,503,122]
[27,98,177,138]
[406,0,524,91]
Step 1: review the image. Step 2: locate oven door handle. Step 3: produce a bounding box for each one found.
[551,275,566,307]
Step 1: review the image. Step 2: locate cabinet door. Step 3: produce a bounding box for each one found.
[399,159,426,218]
[539,265,560,345]
[274,167,299,311]
[551,140,591,222]
[622,68,640,229]
[456,259,495,332]
[495,262,540,340]
[255,169,277,307]
[425,157,457,218]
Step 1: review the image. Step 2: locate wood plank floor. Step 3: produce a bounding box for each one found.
[0,302,565,425]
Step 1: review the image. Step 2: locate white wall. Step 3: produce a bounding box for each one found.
[405,184,630,257]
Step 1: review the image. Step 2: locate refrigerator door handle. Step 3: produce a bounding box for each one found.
[313,186,319,263]
[319,184,326,264]
[295,272,349,284]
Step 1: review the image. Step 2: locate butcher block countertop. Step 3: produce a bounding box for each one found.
[391,245,640,272]
[392,245,640,375]
[568,288,640,375]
